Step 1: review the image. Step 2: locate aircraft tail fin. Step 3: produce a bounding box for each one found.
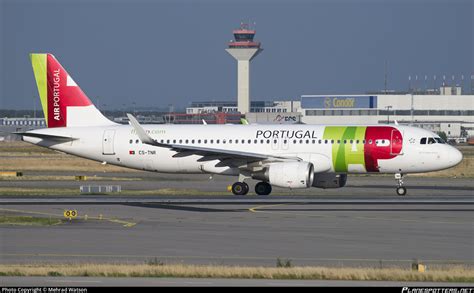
[30,53,115,128]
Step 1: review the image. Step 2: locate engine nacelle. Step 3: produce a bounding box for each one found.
[312,173,347,189]
[253,162,314,189]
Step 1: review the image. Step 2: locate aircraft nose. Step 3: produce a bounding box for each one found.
[448,147,463,167]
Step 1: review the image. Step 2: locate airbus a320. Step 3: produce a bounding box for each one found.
[19,54,463,196]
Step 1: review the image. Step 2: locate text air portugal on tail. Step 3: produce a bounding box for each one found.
[30,53,114,127]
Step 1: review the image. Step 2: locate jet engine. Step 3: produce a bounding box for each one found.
[252,162,314,188]
[312,173,347,189]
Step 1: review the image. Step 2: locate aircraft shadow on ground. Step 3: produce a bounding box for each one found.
[349,185,472,191]
[123,203,244,213]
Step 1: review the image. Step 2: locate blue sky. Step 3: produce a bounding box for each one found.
[1,0,472,110]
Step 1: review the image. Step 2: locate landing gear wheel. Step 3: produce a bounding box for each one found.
[232,182,249,196]
[255,182,272,196]
[396,186,407,196]
[395,173,407,196]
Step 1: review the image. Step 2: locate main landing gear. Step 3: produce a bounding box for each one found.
[255,182,272,196]
[395,173,407,196]
[231,182,249,195]
[230,181,272,196]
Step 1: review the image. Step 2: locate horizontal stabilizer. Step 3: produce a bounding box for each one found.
[13,132,77,142]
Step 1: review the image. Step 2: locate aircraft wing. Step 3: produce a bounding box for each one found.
[127,113,299,163]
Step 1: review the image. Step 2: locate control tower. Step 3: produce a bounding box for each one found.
[226,23,263,115]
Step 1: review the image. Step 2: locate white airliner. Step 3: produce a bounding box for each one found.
[20,54,463,196]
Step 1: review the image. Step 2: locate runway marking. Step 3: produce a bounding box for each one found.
[248,205,470,225]
[0,207,137,228]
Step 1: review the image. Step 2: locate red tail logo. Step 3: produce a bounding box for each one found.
[46,54,92,127]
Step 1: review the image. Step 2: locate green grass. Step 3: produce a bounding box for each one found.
[0,215,62,226]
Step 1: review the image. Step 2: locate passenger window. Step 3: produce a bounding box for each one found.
[210,140,213,144]
[368,139,372,144]
[254,139,257,144]
[324,140,328,144]
[160,139,164,144]
[216,140,220,144]
[204,140,207,144]
[293,140,297,144]
[129,139,133,144]
[331,140,334,144]
[241,139,245,144]
[248,139,252,144]
[166,139,170,144]
[198,139,201,144]
[274,140,278,144]
[306,140,310,144]
[362,140,366,144]
[266,140,270,144]
[260,139,264,144]
[283,140,287,144]
[179,139,182,144]
[420,138,426,144]
[337,140,340,144]
[318,140,322,144]
[223,140,226,144]
[136,139,139,144]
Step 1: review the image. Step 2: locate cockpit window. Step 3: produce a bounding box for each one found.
[434,137,445,144]
[421,137,445,145]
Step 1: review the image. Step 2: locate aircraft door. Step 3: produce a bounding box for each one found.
[390,129,403,156]
[102,130,116,155]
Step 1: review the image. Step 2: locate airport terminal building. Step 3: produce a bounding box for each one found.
[300,94,474,138]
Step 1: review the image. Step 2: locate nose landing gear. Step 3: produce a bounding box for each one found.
[395,173,407,196]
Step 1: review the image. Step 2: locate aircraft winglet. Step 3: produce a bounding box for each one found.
[127,113,159,146]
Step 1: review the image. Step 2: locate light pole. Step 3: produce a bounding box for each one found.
[386,105,392,124]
